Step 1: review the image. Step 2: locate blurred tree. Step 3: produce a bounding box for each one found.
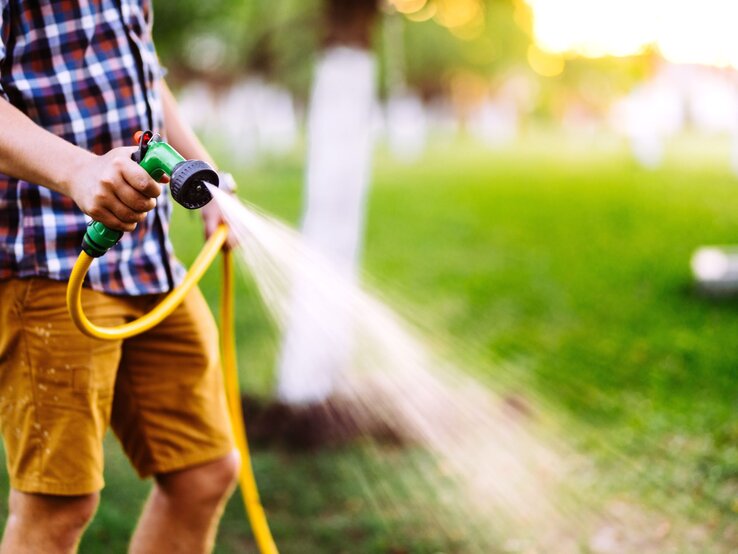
[150,0,531,407]
[152,0,533,100]
[153,0,320,95]
[152,0,649,112]
[150,0,654,407]
[390,0,529,98]
[276,0,381,405]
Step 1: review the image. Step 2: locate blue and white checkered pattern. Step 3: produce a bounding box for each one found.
[0,0,185,295]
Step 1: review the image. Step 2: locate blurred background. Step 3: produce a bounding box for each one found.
[155,0,738,173]
[9,0,738,552]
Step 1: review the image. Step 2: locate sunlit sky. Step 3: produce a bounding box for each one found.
[525,0,738,69]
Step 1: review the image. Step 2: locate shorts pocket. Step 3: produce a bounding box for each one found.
[21,280,124,409]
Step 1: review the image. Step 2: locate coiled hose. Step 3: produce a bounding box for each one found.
[66,224,278,554]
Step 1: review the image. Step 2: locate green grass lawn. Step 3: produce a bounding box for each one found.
[2,132,738,551]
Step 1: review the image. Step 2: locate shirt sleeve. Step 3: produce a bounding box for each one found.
[0,0,6,58]
[0,0,7,98]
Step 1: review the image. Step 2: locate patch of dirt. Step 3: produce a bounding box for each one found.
[241,394,406,450]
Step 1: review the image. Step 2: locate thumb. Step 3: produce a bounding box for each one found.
[202,204,222,236]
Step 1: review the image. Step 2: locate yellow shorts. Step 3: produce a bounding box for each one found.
[0,278,234,496]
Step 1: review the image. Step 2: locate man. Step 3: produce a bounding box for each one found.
[0,1,239,552]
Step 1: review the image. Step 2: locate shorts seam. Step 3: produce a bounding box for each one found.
[115,362,155,473]
[17,278,34,310]
[16,291,44,487]
[10,475,103,496]
[138,444,236,479]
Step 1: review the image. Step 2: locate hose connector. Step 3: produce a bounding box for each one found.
[82,221,124,258]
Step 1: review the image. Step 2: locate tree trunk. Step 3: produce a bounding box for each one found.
[276,0,379,404]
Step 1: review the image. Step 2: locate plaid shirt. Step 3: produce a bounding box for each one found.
[0,0,184,295]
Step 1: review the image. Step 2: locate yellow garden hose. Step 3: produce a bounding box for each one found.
[66,224,278,554]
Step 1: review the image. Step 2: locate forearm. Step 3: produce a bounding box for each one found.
[159,80,235,243]
[160,81,217,169]
[0,98,161,232]
[0,98,93,196]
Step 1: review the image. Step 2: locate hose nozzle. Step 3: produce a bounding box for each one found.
[81,131,220,258]
[133,130,219,210]
[169,159,218,209]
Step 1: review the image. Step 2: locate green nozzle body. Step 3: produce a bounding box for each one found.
[82,221,124,258]
[138,140,185,181]
[136,134,218,209]
[81,132,219,258]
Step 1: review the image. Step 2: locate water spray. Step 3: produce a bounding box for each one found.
[63,131,701,550]
[66,131,278,553]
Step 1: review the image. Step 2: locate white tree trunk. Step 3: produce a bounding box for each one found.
[277,46,377,404]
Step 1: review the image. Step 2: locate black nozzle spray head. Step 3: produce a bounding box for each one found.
[170,160,218,209]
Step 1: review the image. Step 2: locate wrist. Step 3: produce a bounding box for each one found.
[55,147,96,198]
[217,171,237,194]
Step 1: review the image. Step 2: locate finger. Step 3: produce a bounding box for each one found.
[228,228,238,247]
[203,211,237,251]
[104,198,149,226]
[221,224,238,251]
[204,227,235,252]
[225,230,238,251]
[120,159,162,198]
[203,206,223,233]
[203,212,224,247]
[204,216,219,240]
[92,206,138,233]
[113,183,157,213]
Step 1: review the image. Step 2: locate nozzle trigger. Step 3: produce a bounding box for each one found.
[131,130,154,164]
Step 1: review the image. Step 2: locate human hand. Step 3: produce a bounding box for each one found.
[202,172,237,250]
[67,147,162,232]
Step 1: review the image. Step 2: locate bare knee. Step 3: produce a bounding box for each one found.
[9,490,99,530]
[197,451,241,503]
[156,450,240,507]
[5,490,99,551]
